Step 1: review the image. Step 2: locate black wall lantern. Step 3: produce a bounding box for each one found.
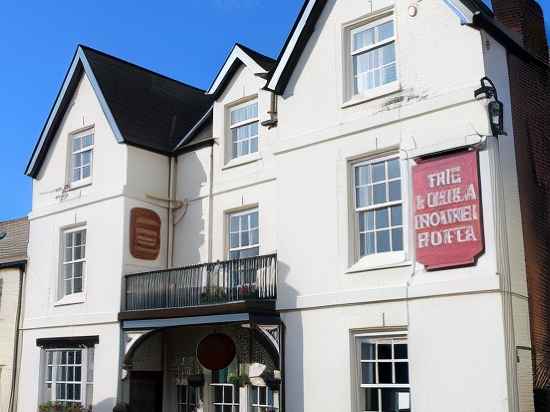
[474,77,504,137]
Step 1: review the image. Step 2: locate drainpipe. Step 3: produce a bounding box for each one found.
[207,144,215,262]
[167,157,175,269]
[8,265,25,412]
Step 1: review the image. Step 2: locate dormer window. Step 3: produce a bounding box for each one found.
[70,130,94,186]
[229,100,258,159]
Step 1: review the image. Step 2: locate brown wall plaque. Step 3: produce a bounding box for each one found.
[130,208,161,260]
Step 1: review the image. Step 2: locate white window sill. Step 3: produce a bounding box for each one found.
[346,252,410,274]
[54,292,86,307]
[342,81,401,109]
[68,180,92,191]
[222,153,262,170]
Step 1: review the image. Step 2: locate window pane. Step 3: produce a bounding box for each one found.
[373,184,387,204]
[250,212,259,228]
[361,362,375,384]
[378,21,394,41]
[356,187,369,208]
[73,136,82,152]
[360,388,379,412]
[382,43,396,65]
[230,217,239,232]
[392,228,404,252]
[73,153,82,168]
[241,231,249,247]
[378,344,392,359]
[239,247,259,258]
[383,63,397,84]
[361,342,376,360]
[375,209,389,229]
[250,229,259,245]
[353,27,375,51]
[395,362,409,384]
[376,230,390,253]
[74,277,83,293]
[394,344,408,359]
[378,362,392,384]
[391,205,402,226]
[82,134,94,148]
[372,162,386,182]
[387,159,400,179]
[74,262,84,276]
[389,180,401,201]
[82,150,92,165]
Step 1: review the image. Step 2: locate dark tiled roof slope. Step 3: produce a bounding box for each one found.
[81,46,214,153]
[0,217,29,266]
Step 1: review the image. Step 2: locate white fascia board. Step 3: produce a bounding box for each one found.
[26,47,123,176]
[442,0,475,24]
[77,48,124,143]
[173,105,213,150]
[266,0,316,92]
[206,45,268,96]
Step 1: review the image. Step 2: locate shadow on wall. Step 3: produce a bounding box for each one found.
[173,151,208,267]
[277,259,305,412]
[92,397,116,412]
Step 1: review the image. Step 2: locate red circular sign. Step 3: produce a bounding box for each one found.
[197,333,236,370]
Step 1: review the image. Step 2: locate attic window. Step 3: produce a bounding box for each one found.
[0,231,6,240]
[70,130,94,186]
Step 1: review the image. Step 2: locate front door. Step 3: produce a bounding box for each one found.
[130,371,163,412]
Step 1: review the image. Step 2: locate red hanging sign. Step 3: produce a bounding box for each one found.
[413,150,484,270]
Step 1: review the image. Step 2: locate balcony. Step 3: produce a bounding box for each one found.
[119,254,277,322]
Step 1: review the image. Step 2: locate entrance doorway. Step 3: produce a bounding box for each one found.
[130,371,163,412]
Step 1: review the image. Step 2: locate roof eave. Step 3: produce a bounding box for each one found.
[25,46,124,178]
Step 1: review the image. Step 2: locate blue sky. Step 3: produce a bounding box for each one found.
[0,0,547,220]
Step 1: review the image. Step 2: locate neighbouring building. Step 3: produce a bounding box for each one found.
[14,0,550,411]
[0,218,28,412]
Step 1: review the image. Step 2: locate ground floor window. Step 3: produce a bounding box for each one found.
[176,385,199,412]
[252,386,279,411]
[43,348,94,407]
[354,334,410,412]
[211,383,239,412]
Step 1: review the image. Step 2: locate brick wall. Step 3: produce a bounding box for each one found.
[492,0,550,409]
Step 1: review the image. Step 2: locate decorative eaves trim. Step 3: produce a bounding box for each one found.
[25,46,123,178]
[206,45,269,97]
[443,0,475,24]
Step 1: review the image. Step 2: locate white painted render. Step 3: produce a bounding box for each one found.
[18,0,536,411]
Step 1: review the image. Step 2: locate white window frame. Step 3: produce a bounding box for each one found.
[252,385,280,411]
[69,129,94,188]
[228,208,260,260]
[228,99,259,160]
[211,383,240,411]
[343,9,399,105]
[59,226,87,302]
[351,331,410,412]
[44,348,94,407]
[350,154,407,270]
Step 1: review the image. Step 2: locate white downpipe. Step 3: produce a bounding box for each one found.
[488,135,520,412]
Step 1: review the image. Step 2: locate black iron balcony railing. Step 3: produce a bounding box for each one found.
[123,254,277,312]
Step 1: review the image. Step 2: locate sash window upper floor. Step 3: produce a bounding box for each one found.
[229,100,259,160]
[69,129,94,188]
[228,209,259,259]
[343,8,399,106]
[58,226,87,304]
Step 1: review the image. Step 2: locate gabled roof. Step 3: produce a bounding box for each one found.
[206,43,276,98]
[0,217,29,267]
[25,45,213,178]
[265,0,548,94]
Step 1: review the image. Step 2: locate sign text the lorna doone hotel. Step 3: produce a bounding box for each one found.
[413,150,484,270]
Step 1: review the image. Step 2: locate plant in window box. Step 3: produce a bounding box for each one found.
[237,283,257,300]
[200,286,227,303]
[228,372,250,387]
